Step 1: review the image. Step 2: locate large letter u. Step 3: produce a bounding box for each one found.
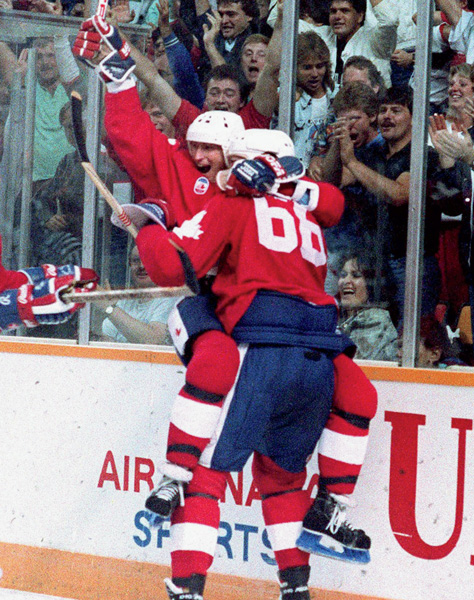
[385,412,472,559]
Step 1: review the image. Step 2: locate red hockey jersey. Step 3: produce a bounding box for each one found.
[137,183,344,333]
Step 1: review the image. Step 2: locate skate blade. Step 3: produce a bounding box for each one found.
[144,510,168,529]
[296,529,371,564]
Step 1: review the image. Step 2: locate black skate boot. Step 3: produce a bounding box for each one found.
[296,487,371,564]
[145,476,187,528]
[164,574,206,600]
[278,565,310,600]
[145,462,192,527]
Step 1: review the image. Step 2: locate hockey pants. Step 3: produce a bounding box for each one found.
[166,334,377,495]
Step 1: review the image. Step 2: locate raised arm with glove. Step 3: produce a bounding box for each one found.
[73,15,136,84]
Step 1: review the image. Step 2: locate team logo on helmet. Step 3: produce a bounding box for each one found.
[194,177,210,195]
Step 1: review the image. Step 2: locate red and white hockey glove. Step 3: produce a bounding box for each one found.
[73,16,136,83]
[20,264,99,286]
[223,154,304,197]
[0,275,97,332]
[17,276,96,328]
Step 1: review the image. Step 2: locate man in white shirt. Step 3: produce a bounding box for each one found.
[97,246,177,345]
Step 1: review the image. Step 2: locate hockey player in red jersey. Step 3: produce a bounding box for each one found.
[0,235,98,332]
[135,160,343,600]
[73,16,244,217]
[143,127,376,566]
[72,19,297,536]
[133,135,377,599]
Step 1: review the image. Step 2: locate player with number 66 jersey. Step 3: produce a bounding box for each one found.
[137,179,376,599]
[139,182,343,333]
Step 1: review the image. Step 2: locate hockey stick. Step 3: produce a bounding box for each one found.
[168,239,201,295]
[71,90,139,238]
[70,94,200,293]
[96,0,109,18]
[63,285,191,303]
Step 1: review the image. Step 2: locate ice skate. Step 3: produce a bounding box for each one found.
[164,575,205,600]
[296,487,371,564]
[278,565,310,600]
[145,475,185,526]
[145,461,193,527]
[145,463,192,527]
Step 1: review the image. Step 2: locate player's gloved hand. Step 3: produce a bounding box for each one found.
[110,201,170,231]
[19,276,96,327]
[224,155,278,197]
[73,20,102,65]
[0,276,97,332]
[73,16,136,83]
[19,265,99,286]
[291,179,320,211]
[223,154,305,197]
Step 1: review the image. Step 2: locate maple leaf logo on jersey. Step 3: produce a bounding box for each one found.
[173,211,206,240]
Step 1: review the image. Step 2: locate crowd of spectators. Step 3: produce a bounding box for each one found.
[1,0,474,366]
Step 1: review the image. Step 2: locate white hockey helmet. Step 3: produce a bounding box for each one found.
[186,111,245,166]
[227,128,295,162]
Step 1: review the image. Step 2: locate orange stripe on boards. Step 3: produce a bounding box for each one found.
[0,339,181,365]
[2,339,474,386]
[362,363,474,387]
[0,541,167,600]
[0,542,391,600]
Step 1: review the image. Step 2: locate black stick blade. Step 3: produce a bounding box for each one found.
[71,90,89,163]
[169,239,201,294]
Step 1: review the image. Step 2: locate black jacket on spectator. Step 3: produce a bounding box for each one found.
[178,0,204,43]
[214,27,252,70]
[357,143,462,259]
[196,10,260,81]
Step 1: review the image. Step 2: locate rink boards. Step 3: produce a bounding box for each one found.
[0,340,473,600]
